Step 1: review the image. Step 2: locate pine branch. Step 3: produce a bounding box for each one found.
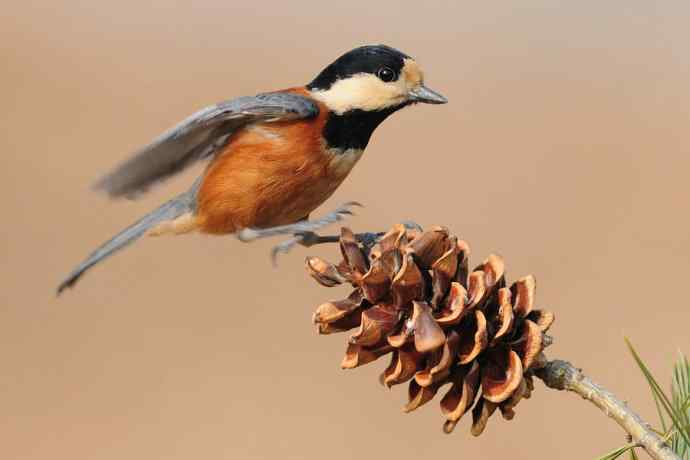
[536,359,680,460]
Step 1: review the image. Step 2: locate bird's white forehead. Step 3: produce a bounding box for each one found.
[401,59,423,86]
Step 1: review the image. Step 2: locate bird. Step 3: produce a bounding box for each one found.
[57,44,447,295]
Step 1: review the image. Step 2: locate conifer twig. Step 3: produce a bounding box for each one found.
[536,359,680,460]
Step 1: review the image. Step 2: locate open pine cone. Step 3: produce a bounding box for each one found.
[305,224,555,435]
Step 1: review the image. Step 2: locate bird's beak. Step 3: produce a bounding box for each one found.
[408,85,448,104]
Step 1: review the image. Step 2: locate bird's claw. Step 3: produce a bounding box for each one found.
[314,201,362,227]
[270,237,300,267]
[400,220,423,232]
[236,201,363,244]
[270,231,337,266]
[236,202,363,265]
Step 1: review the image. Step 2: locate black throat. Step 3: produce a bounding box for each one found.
[322,105,406,151]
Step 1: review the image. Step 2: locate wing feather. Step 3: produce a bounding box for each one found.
[93,92,319,198]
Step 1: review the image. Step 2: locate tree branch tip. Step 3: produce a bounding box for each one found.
[535,357,681,460]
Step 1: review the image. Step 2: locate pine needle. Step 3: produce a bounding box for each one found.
[625,339,690,452]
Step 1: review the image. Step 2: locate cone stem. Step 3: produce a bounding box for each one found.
[536,359,680,460]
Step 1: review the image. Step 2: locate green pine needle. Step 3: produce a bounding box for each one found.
[624,338,690,450]
[670,352,690,458]
[595,342,688,460]
[596,443,636,460]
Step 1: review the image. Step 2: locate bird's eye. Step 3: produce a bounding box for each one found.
[377,67,396,83]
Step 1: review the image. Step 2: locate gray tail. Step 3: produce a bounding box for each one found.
[57,182,199,296]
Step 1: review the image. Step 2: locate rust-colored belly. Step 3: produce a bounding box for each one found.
[195,107,358,234]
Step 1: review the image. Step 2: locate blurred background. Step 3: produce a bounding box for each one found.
[2,1,689,459]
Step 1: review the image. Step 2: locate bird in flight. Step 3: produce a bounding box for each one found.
[57,44,447,294]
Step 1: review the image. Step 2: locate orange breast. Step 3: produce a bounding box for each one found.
[195,88,352,235]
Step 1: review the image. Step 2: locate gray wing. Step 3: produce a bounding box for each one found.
[93,92,319,199]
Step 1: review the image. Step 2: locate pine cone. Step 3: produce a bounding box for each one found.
[305,224,555,435]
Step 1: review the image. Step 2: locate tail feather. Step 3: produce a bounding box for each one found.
[57,182,199,295]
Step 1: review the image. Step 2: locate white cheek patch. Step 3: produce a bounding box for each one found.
[311,59,426,114]
[311,73,408,114]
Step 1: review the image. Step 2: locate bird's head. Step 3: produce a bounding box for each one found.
[307,45,447,115]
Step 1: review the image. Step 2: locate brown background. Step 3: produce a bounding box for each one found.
[2,2,689,459]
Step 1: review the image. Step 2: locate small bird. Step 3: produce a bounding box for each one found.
[57,44,447,294]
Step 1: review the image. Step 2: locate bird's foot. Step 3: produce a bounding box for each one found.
[270,231,336,265]
[235,202,363,265]
[236,204,424,266]
[265,220,422,265]
[399,220,424,233]
[236,201,362,243]
[270,230,384,266]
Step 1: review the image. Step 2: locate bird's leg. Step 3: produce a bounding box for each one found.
[237,204,423,265]
[269,223,422,265]
[236,202,362,263]
[269,230,384,265]
[236,202,362,243]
